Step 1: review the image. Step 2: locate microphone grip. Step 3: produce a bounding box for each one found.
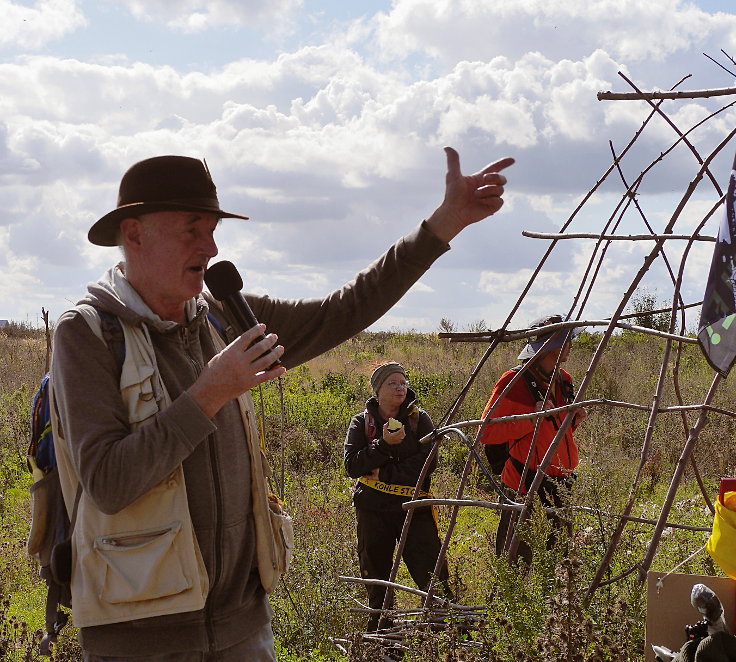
[221,294,281,370]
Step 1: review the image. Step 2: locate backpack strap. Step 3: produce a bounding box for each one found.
[28,373,51,466]
[508,365,576,488]
[515,365,546,405]
[204,294,239,343]
[364,405,421,440]
[75,304,125,365]
[39,581,69,655]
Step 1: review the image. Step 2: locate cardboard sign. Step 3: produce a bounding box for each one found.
[646,571,736,662]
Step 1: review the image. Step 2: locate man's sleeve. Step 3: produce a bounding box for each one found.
[51,311,215,515]
[247,222,449,368]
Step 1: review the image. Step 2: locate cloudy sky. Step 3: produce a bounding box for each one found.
[2,0,736,333]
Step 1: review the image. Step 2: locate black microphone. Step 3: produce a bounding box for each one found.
[204,260,281,368]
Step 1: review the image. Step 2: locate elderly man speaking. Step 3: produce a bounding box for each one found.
[50,148,512,661]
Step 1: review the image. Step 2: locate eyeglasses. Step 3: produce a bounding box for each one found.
[386,381,409,390]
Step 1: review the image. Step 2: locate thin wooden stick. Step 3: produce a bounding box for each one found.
[619,71,723,196]
[423,429,475,607]
[443,399,736,426]
[703,53,736,78]
[522,231,716,241]
[597,86,736,101]
[585,140,697,600]
[402,499,711,533]
[569,91,735,337]
[638,374,722,580]
[340,576,473,610]
[586,191,727,598]
[42,307,51,374]
[668,202,720,515]
[440,319,698,344]
[565,84,689,345]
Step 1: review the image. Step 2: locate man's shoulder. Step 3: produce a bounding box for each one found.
[54,306,95,340]
[55,304,118,339]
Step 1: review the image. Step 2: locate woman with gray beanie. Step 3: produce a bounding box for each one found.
[344,362,451,631]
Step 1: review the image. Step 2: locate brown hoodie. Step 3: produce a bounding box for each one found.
[51,222,448,656]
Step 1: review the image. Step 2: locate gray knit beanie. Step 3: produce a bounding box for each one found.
[370,362,406,394]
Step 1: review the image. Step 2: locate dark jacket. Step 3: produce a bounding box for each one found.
[51,222,448,656]
[344,388,436,511]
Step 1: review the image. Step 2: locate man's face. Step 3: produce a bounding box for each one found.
[127,210,220,312]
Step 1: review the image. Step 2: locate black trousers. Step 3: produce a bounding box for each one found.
[495,476,573,564]
[356,507,450,631]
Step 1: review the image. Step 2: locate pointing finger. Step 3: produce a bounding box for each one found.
[480,156,515,175]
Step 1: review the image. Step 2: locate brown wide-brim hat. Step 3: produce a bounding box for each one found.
[88,155,249,246]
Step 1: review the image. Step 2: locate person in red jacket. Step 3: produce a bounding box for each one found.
[478,314,586,563]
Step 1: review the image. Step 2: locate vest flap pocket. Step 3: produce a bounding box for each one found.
[93,521,192,604]
[268,507,294,575]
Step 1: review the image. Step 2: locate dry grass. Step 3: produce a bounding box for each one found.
[1,326,733,660]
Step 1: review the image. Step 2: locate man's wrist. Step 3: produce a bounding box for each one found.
[424,206,462,244]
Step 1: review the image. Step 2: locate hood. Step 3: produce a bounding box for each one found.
[77,262,209,333]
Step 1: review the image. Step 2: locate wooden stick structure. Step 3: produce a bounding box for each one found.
[336,71,736,655]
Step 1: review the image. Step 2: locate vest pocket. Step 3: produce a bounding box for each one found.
[93,520,192,604]
[268,507,294,575]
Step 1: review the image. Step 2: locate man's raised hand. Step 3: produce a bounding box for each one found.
[426,147,514,243]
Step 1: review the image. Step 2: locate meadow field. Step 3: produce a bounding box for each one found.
[1,320,734,661]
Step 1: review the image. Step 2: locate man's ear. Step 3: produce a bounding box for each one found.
[119,217,143,250]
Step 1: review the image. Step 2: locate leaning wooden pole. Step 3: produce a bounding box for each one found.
[422,430,475,609]
[638,375,722,580]
[669,202,723,515]
[42,307,51,373]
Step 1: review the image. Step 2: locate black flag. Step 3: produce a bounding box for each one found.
[698,152,736,376]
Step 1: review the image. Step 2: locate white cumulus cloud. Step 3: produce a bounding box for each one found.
[1,0,86,49]
[109,0,304,33]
